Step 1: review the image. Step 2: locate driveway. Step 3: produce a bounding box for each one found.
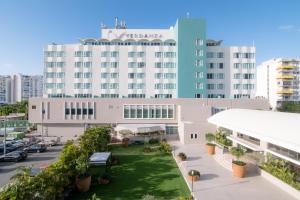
[0,145,63,188]
[171,141,296,200]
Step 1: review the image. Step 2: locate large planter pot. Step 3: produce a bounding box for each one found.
[188,175,200,181]
[122,138,130,147]
[232,162,246,178]
[76,175,91,192]
[206,144,215,155]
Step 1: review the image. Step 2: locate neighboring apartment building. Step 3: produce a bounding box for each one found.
[0,74,43,104]
[0,76,12,104]
[43,17,256,99]
[28,98,269,143]
[256,58,300,108]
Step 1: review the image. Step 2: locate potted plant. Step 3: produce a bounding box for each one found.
[188,170,200,181]
[122,138,130,147]
[177,152,187,161]
[230,146,247,178]
[205,133,216,155]
[75,154,91,192]
[98,172,111,185]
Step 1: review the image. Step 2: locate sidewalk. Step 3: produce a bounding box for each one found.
[171,141,296,200]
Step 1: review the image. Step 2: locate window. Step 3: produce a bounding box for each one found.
[164,83,176,89]
[111,73,119,79]
[128,62,136,68]
[75,51,83,57]
[155,83,163,89]
[234,84,241,90]
[164,62,176,68]
[208,63,214,69]
[155,62,162,68]
[164,52,176,58]
[101,51,110,57]
[128,52,136,57]
[84,62,92,68]
[84,51,92,57]
[243,84,254,90]
[196,72,203,78]
[155,73,163,79]
[137,52,145,57]
[164,73,176,79]
[195,49,203,56]
[217,52,224,58]
[123,104,174,119]
[155,52,163,58]
[216,73,224,79]
[101,62,110,68]
[234,73,241,79]
[111,62,119,68]
[207,84,215,90]
[75,62,82,68]
[217,84,224,90]
[74,72,82,78]
[111,51,119,57]
[219,63,224,69]
[32,105,36,109]
[195,39,204,46]
[56,62,65,68]
[196,82,203,89]
[83,72,92,78]
[207,52,215,58]
[137,62,145,68]
[101,73,108,78]
[207,73,214,79]
[234,63,241,69]
[243,73,255,79]
[195,60,202,67]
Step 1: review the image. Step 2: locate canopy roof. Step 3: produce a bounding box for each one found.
[208,109,300,153]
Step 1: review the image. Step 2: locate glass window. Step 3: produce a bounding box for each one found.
[143,105,149,118]
[124,105,130,118]
[130,105,136,118]
[137,105,143,118]
[162,105,168,118]
[155,52,163,58]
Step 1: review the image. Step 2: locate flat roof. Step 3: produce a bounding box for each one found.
[208,109,300,153]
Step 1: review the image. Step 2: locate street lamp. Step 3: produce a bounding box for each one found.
[41,109,45,142]
[190,170,195,196]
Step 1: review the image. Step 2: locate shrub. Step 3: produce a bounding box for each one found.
[159,141,172,154]
[261,153,300,190]
[177,152,187,161]
[75,153,90,179]
[143,146,152,153]
[148,138,160,144]
[215,131,232,147]
[79,126,111,155]
[188,170,200,177]
[230,146,246,166]
[205,133,215,145]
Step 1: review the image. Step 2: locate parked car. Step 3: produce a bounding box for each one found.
[0,143,18,154]
[0,151,25,162]
[25,144,47,153]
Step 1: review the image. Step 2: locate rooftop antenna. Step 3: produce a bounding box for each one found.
[186,12,190,18]
[115,17,118,29]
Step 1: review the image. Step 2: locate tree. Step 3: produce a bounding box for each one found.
[79,126,111,155]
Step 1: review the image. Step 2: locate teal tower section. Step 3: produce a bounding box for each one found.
[175,18,207,98]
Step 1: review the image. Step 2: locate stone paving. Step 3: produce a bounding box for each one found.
[170,141,296,200]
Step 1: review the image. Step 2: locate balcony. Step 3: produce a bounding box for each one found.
[276,66,295,70]
[276,89,293,95]
[276,75,294,79]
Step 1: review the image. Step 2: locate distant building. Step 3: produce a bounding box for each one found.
[256,58,300,108]
[0,74,43,104]
[43,17,256,99]
[0,75,12,104]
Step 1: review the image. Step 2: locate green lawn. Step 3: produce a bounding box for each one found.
[73,144,190,200]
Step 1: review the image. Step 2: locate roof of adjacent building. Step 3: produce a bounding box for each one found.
[208,109,300,153]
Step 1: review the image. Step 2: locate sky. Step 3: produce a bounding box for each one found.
[0,0,300,75]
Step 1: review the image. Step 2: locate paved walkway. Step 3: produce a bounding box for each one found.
[170,141,296,200]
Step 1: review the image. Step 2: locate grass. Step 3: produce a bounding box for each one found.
[72,144,190,200]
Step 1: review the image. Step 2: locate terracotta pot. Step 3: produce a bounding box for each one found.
[206,144,215,155]
[76,175,91,192]
[232,162,246,178]
[188,175,200,181]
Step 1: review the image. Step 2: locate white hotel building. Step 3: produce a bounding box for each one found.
[43,18,256,99]
[257,58,300,108]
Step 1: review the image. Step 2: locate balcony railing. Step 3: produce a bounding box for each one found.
[276,66,295,70]
[277,75,294,79]
[276,89,293,95]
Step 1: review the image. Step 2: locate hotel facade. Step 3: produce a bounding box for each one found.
[256,58,300,108]
[43,18,256,99]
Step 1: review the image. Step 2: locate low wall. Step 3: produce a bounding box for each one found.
[260,169,300,200]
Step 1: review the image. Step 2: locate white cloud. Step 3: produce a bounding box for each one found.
[278,25,294,31]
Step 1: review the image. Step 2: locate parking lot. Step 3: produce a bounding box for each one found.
[0,145,63,187]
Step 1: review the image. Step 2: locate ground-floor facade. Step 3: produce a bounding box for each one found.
[28,98,269,144]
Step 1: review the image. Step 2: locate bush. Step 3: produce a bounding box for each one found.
[177,152,187,161]
[143,146,152,153]
[79,126,111,155]
[148,138,160,144]
[261,153,300,190]
[159,141,172,154]
[215,131,232,147]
